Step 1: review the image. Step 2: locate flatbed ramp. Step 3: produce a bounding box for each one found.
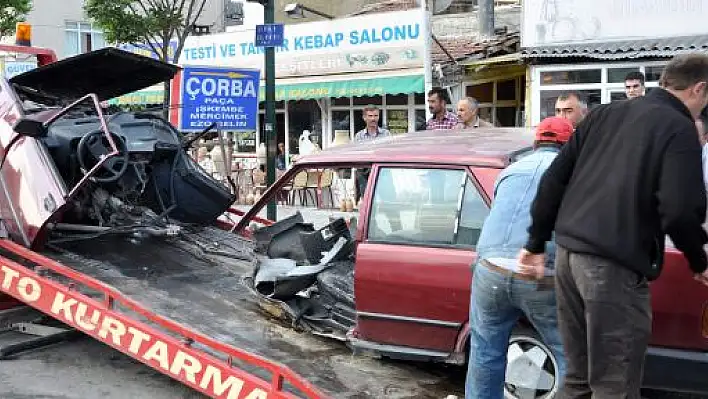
[0,231,463,399]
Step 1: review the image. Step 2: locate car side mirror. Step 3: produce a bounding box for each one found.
[13,117,47,138]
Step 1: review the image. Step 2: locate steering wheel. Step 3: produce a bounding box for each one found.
[76,129,130,183]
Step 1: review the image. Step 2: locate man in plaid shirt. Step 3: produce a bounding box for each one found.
[426,87,460,130]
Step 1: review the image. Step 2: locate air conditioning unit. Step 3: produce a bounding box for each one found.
[224,0,244,26]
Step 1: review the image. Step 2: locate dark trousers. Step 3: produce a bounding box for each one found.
[355,168,370,202]
[555,246,652,399]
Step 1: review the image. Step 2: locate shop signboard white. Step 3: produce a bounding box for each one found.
[521,0,708,48]
[179,9,425,78]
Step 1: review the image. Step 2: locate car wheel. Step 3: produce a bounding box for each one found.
[504,327,559,399]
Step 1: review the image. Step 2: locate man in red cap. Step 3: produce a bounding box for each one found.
[465,116,574,399]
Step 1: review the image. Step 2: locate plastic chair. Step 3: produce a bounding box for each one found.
[316,170,335,208]
[289,171,314,206]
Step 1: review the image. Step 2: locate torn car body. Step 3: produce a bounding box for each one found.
[1,47,234,247]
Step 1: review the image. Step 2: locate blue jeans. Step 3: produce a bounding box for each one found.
[465,261,566,399]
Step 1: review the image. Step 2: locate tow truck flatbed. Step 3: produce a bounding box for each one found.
[0,226,463,399]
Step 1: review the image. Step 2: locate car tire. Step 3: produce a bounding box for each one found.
[504,327,560,399]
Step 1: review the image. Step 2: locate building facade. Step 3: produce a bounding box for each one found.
[521,0,708,126]
[170,8,428,158]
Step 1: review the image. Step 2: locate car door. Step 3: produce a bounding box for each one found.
[353,164,491,354]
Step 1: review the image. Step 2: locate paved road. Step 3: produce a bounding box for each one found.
[0,336,206,399]
[0,333,706,399]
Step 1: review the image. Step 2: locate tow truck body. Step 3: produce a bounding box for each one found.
[0,43,464,399]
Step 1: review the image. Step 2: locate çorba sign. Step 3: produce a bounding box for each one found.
[0,262,269,399]
[179,67,260,132]
[180,9,425,78]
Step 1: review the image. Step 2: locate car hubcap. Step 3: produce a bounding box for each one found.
[504,335,558,399]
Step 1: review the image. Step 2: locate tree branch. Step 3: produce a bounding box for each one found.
[134,0,153,17]
[173,0,207,64]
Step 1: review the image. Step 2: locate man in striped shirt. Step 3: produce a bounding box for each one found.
[426,87,459,130]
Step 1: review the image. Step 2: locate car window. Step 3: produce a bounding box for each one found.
[367,167,489,248]
[457,176,490,247]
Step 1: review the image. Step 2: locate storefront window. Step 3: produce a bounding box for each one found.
[496,79,517,101]
[415,109,427,131]
[386,94,409,106]
[353,109,367,133]
[332,97,351,106]
[539,89,602,120]
[258,100,285,110]
[353,95,382,106]
[463,75,525,127]
[289,100,321,154]
[258,113,285,151]
[645,66,664,82]
[496,107,518,127]
[478,107,493,123]
[610,91,626,102]
[328,93,425,141]
[533,63,666,125]
[415,93,426,105]
[466,82,494,103]
[234,131,256,153]
[540,69,601,85]
[608,67,639,83]
[386,109,409,134]
[331,110,350,142]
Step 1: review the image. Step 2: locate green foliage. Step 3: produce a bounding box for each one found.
[0,0,32,38]
[84,0,207,63]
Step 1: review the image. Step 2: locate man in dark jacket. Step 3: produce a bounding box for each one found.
[517,53,708,398]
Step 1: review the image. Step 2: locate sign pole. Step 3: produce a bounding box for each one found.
[264,0,277,221]
[421,0,433,121]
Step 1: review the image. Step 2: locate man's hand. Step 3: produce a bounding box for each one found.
[517,249,546,280]
[694,269,708,287]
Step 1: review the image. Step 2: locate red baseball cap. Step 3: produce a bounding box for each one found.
[535,116,574,144]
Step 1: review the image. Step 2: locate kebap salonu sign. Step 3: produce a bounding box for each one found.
[179,9,425,78]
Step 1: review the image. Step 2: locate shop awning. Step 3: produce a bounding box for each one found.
[111,70,424,105]
[108,84,164,105]
[521,34,708,60]
[260,70,425,101]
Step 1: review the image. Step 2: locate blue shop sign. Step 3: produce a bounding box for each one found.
[179,66,260,132]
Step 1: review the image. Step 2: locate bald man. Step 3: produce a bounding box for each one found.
[455,97,493,129]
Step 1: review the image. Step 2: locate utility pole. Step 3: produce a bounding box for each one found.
[478,0,495,39]
[264,0,277,221]
[421,0,433,120]
[248,0,278,220]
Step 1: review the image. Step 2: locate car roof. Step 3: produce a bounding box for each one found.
[294,127,536,168]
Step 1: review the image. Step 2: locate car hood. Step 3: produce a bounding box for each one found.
[9,47,180,102]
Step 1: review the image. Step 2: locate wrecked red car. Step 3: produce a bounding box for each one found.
[0,47,469,398]
[239,128,708,398]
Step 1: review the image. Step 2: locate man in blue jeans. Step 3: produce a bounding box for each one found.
[466,116,574,399]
